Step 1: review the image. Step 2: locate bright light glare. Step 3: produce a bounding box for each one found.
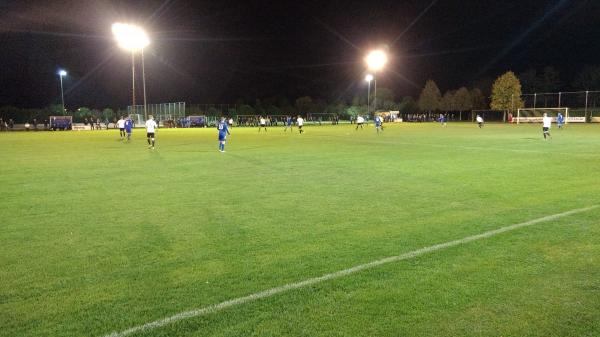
[58,70,67,76]
[365,50,388,71]
[112,23,150,51]
[365,74,374,82]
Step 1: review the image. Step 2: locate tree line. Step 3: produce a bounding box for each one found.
[3,64,599,123]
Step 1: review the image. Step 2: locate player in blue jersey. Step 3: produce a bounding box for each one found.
[557,112,565,129]
[374,115,383,133]
[438,113,448,127]
[284,115,293,132]
[124,117,133,142]
[217,117,231,152]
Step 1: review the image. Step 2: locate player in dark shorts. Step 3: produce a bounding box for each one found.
[145,116,158,149]
[117,116,126,139]
[356,115,365,130]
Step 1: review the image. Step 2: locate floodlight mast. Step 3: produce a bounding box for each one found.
[365,50,388,117]
[58,70,67,114]
[365,74,373,116]
[112,23,150,120]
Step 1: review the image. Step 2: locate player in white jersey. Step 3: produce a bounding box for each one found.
[117,116,126,139]
[476,115,484,128]
[355,115,365,130]
[258,116,267,132]
[542,113,552,140]
[145,115,158,149]
[296,115,304,134]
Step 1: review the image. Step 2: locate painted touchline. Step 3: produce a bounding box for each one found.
[101,205,598,337]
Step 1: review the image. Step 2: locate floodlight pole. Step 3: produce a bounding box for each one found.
[367,80,371,116]
[142,48,148,121]
[59,74,66,114]
[373,78,377,118]
[131,52,136,115]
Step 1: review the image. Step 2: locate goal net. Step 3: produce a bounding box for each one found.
[186,115,206,127]
[516,108,571,124]
[49,116,72,130]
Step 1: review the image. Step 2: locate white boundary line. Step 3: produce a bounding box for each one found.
[102,205,598,337]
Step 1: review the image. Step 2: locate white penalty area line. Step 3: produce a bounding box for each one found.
[102,205,598,337]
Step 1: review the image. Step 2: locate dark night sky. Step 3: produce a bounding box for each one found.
[1,0,599,109]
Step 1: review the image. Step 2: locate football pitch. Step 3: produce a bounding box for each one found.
[1,123,600,337]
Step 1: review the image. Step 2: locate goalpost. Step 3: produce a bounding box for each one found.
[49,116,73,130]
[187,115,207,127]
[516,108,569,124]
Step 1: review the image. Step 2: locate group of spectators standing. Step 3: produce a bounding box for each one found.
[83,117,110,130]
[0,117,50,131]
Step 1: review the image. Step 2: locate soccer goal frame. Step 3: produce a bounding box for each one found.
[49,116,73,130]
[516,107,569,124]
[187,115,207,128]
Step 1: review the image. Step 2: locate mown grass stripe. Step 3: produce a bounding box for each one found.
[101,205,598,337]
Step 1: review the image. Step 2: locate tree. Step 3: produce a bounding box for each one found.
[238,104,255,115]
[398,96,418,115]
[266,104,281,115]
[295,96,313,114]
[254,99,265,116]
[345,105,362,119]
[441,90,456,111]
[572,65,600,90]
[74,107,91,121]
[520,67,561,93]
[313,98,327,114]
[374,87,396,111]
[454,87,473,112]
[539,66,561,92]
[207,107,220,116]
[490,71,524,113]
[418,80,442,112]
[472,77,494,99]
[47,104,64,116]
[518,69,539,93]
[102,108,114,121]
[469,88,486,110]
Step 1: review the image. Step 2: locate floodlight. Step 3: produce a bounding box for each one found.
[58,70,67,76]
[365,50,388,72]
[365,74,374,82]
[112,23,150,51]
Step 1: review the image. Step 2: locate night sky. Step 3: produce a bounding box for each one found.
[1,0,599,109]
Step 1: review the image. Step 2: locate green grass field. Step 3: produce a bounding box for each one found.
[1,122,600,337]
